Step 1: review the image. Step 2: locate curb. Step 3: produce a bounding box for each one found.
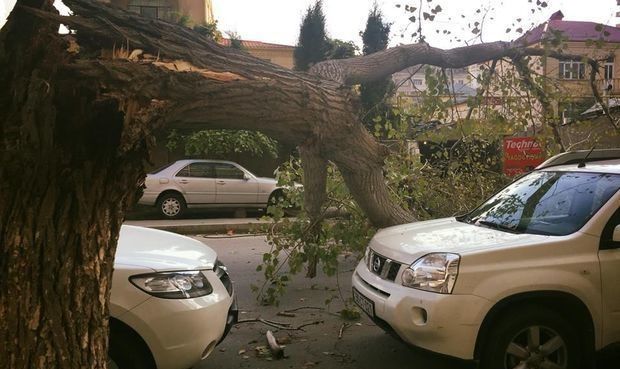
[123,220,272,235]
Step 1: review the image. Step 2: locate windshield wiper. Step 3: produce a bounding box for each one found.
[455,213,474,224]
[475,220,523,234]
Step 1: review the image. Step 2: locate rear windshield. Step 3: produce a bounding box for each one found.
[148,162,176,174]
[460,171,620,236]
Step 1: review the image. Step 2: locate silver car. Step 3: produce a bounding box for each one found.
[139,160,283,218]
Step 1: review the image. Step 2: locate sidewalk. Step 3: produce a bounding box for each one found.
[124,217,272,235]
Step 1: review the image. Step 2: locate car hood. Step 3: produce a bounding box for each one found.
[370,217,549,265]
[115,225,217,272]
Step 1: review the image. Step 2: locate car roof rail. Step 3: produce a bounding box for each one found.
[536,148,620,170]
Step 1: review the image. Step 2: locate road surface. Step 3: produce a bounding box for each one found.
[195,235,473,369]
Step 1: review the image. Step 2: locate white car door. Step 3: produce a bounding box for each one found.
[598,197,620,346]
[214,163,259,204]
[174,162,216,204]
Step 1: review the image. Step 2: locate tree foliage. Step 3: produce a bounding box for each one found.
[360,4,393,128]
[293,0,329,71]
[226,31,245,50]
[326,38,358,60]
[361,3,390,55]
[167,129,279,158]
[193,20,222,40]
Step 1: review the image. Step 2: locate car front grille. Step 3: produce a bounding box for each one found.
[367,250,402,282]
[214,260,233,296]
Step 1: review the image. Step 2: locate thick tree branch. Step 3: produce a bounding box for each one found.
[310,41,516,85]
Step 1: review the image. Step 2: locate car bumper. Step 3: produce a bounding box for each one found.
[219,295,238,345]
[352,261,490,360]
[117,271,235,369]
[138,192,159,206]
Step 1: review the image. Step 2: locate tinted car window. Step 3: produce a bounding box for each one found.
[149,162,175,174]
[462,171,620,236]
[215,164,245,179]
[176,163,215,178]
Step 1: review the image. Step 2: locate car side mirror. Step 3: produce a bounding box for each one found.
[613,225,620,242]
[243,174,250,181]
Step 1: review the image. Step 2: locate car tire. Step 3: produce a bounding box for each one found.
[479,305,581,369]
[266,190,286,216]
[108,322,156,369]
[157,192,186,219]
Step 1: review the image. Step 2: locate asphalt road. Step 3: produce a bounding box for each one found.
[194,235,473,369]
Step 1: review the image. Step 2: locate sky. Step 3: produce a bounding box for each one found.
[1,0,618,49]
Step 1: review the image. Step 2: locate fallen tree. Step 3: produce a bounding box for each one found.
[0,0,614,367]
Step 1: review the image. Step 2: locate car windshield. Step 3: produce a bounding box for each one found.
[459,170,620,236]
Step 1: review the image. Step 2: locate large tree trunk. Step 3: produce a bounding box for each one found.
[298,141,327,278]
[0,3,154,368]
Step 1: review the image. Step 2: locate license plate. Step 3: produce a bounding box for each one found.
[352,287,375,318]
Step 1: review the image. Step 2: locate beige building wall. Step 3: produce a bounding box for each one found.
[219,39,295,69]
[245,48,294,69]
[109,0,213,25]
[177,0,211,24]
[538,41,620,98]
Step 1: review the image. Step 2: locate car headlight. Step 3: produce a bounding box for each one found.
[363,247,371,264]
[130,270,213,299]
[401,253,460,294]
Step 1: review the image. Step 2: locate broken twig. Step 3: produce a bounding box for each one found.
[338,323,350,339]
[282,306,325,313]
[236,318,323,331]
[266,330,284,359]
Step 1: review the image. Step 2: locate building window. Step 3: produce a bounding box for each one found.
[558,60,586,80]
[128,0,173,21]
[138,6,158,18]
[604,61,614,80]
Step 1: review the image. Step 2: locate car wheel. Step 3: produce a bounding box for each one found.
[266,190,286,216]
[157,193,186,219]
[268,191,284,206]
[479,305,580,369]
[109,326,156,369]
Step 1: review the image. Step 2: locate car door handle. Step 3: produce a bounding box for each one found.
[216,181,226,185]
[178,179,189,184]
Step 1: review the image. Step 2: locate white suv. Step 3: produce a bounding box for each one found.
[352,150,620,369]
[109,225,237,369]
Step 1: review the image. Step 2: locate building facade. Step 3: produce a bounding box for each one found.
[219,39,295,69]
[106,0,214,25]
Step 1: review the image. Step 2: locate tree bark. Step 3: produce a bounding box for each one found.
[298,141,327,278]
[0,3,156,368]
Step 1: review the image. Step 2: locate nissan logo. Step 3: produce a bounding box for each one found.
[372,256,382,272]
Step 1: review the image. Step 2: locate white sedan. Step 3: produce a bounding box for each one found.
[108,225,237,369]
[138,160,284,218]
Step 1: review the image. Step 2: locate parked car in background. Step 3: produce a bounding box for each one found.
[139,160,284,218]
[108,225,237,369]
[352,149,620,369]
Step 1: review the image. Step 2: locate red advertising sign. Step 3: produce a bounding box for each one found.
[503,137,546,176]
